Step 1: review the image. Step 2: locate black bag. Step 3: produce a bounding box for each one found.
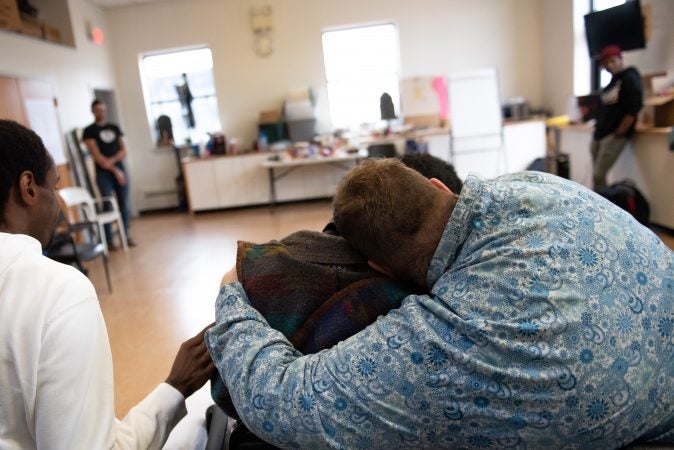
[526,154,570,179]
[596,180,650,226]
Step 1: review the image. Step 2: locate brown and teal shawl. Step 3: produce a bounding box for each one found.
[211,230,421,418]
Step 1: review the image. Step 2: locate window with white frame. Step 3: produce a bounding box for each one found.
[573,0,626,96]
[322,23,400,130]
[139,47,221,145]
[595,0,626,88]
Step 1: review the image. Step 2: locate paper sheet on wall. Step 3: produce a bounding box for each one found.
[24,99,66,165]
[401,77,440,117]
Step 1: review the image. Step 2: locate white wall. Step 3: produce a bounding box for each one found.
[0,0,116,135]
[108,0,544,146]
[623,0,674,77]
[105,0,544,210]
[540,0,575,116]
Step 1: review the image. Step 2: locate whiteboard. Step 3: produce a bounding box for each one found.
[24,99,66,165]
[448,68,502,139]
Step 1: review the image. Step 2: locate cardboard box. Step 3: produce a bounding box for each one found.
[0,0,21,32]
[287,118,316,143]
[42,23,61,43]
[641,71,667,98]
[259,110,281,124]
[639,95,674,128]
[403,114,443,128]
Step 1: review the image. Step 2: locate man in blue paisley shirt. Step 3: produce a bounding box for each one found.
[207,158,674,449]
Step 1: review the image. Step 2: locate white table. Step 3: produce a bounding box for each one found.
[262,152,364,206]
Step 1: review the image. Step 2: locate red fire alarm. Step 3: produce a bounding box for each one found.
[91,27,104,45]
[86,21,104,45]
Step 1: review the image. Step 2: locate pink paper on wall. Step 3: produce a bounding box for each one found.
[432,75,449,120]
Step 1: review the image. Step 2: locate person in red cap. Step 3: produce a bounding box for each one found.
[591,44,642,190]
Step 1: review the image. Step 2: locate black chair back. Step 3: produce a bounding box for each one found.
[45,212,112,293]
[367,143,396,158]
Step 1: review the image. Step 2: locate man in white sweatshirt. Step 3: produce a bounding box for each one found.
[0,119,215,449]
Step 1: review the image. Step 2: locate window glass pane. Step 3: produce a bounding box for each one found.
[187,71,218,98]
[142,48,214,78]
[573,0,626,96]
[592,1,626,89]
[149,75,182,103]
[322,23,400,129]
[140,47,221,145]
[594,0,625,12]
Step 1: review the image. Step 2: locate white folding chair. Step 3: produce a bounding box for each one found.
[58,187,128,255]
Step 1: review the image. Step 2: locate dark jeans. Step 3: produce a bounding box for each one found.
[96,165,130,244]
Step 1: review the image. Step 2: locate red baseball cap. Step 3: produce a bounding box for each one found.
[599,45,622,62]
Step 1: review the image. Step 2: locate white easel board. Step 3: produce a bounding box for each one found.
[448,68,502,139]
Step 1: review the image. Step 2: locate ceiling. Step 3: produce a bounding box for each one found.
[86,0,175,9]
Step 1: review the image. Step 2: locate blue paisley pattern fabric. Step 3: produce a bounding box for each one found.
[206,172,674,449]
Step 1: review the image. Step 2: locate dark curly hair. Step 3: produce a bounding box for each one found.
[0,120,53,222]
[399,153,463,194]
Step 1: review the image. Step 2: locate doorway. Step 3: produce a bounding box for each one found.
[93,88,120,125]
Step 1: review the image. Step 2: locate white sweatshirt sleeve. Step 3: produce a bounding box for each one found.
[34,293,186,450]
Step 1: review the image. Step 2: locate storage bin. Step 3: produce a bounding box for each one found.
[287,119,316,143]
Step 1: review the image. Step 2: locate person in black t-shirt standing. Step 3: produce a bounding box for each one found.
[82,99,135,248]
[591,45,643,190]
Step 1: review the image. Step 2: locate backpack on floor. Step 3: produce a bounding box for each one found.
[596,180,650,226]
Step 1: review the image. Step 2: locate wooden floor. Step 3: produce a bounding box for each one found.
[90,200,335,417]
[86,201,674,417]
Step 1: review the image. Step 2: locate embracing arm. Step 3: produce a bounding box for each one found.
[206,282,423,449]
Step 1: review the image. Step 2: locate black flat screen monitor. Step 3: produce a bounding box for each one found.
[584,0,645,58]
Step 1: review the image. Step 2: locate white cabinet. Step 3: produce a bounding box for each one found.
[274,165,307,202]
[273,162,355,202]
[182,152,353,212]
[240,154,272,205]
[558,126,594,189]
[426,134,450,161]
[502,120,547,173]
[301,163,349,198]
[213,153,270,208]
[449,119,546,180]
[183,159,219,211]
[183,154,270,212]
[452,148,504,180]
[213,157,245,207]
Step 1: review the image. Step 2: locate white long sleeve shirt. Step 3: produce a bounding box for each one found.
[0,232,187,449]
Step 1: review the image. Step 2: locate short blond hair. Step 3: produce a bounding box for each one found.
[333,159,452,285]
